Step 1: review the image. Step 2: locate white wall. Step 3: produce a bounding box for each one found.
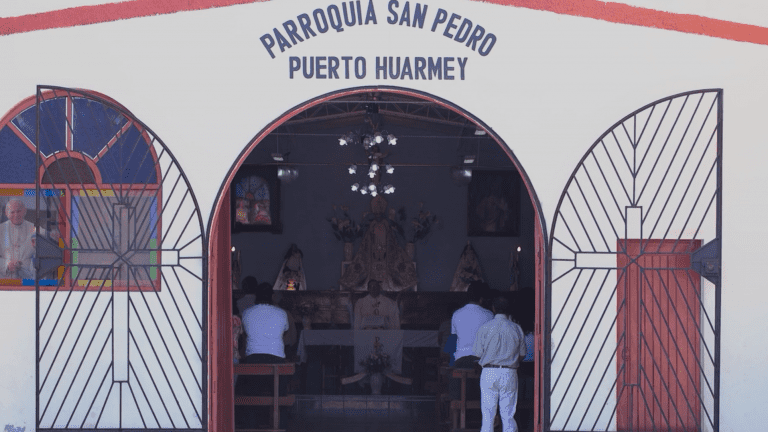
[0,0,767,430]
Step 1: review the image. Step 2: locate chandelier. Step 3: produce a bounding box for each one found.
[339,108,398,197]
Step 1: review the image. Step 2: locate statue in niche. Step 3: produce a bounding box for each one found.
[450,241,485,291]
[340,196,417,292]
[273,244,307,290]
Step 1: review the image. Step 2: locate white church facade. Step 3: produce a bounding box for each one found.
[0,1,766,431]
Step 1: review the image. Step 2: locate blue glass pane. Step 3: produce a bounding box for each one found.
[96,125,157,184]
[0,126,35,183]
[72,97,128,158]
[13,99,67,156]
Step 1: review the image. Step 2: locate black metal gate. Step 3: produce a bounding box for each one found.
[546,90,721,431]
[34,86,207,431]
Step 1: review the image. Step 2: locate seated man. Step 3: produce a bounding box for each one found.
[353,279,400,330]
[237,282,290,428]
[236,276,258,316]
[450,281,493,400]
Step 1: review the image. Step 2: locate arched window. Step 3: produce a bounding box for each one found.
[0,90,162,290]
[13,87,207,431]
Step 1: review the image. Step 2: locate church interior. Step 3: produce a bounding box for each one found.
[229,91,537,431]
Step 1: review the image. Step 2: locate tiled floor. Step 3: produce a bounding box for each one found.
[286,395,440,432]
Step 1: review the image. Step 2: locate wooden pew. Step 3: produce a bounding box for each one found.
[447,368,481,432]
[234,363,296,432]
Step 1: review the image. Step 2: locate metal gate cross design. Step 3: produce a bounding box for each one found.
[547,89,721,432]
[33,87,207,432]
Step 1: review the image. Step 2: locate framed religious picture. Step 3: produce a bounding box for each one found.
[467,170,520,237]
[0,188,66,288]
[231,165,282,234]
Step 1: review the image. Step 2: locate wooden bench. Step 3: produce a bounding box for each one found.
[445,367,481,432]
[234,363,296,432]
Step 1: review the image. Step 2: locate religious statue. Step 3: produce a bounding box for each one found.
[450,241,485,291]
[339,195,417,291]
[273,244,307,290]
[353,280,400,330]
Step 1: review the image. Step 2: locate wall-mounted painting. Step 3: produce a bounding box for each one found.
[0,188,66,287]
[467,170,520,237]
[231,165,282,234]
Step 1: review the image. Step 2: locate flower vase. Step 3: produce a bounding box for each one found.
[344,242,354,261]
[406,242,415,260]
[370,372,384,395]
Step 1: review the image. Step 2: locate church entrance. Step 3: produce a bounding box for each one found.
[208,87,546,432]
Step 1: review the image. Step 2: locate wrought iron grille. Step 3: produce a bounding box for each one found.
[546,90,721,432]
[34,86,207,431]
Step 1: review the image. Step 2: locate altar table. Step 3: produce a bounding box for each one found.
[297,330,438,374]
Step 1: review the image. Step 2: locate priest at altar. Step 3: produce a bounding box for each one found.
[353,279,400,330]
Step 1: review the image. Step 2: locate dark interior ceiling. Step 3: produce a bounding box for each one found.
[244,91,515,170]
[283,91,472,133]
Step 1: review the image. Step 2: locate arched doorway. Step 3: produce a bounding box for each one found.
[207,87,547,432]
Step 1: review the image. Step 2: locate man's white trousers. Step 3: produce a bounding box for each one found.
[480,367,519,432]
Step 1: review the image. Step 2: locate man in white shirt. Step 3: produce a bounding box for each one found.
[0,200,36,279]
[473,295,527,432]
[450,281,493,399]
[237,282,290,428]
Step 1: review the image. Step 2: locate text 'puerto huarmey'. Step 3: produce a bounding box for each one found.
[289,56,468,80]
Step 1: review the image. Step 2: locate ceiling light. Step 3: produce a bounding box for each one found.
[338,126,400,197]
[474,128,486,136]
[450,166,473,185]
[277,166,299,182]
[383,184,395,194]
[271,153,285,162]
[463,155,476,164]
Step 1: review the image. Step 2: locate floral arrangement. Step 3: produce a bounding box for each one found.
[409,202,438,243]
[328,205,364,242]
[360,350,391,374]
[294,301,319,317]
